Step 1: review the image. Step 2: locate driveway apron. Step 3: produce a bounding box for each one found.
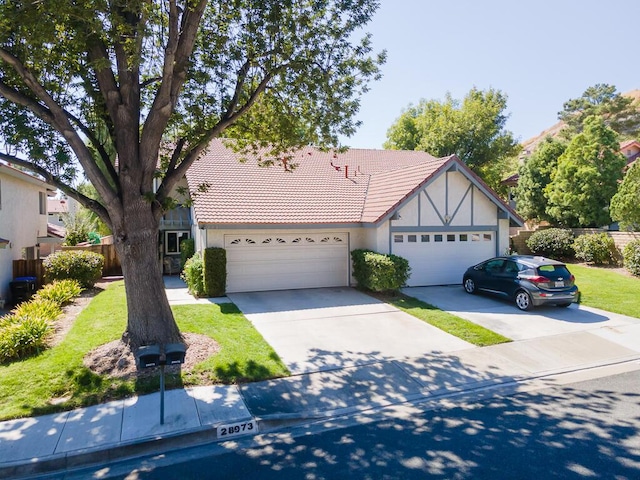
[404,285,640,341]
[228,287,471,374]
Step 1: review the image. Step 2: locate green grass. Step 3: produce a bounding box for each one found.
[371,291,511,346]
[568,263,640,318]
[0,281,288,421]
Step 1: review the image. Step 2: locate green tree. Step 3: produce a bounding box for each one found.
[384,88,520,190]
[558,83,640,137]
[515,137,567,223]
[610,161,640,231]
[546,116,627,227]
[77,182,111,237]
[62,209,96,246]
[0,1,384,348]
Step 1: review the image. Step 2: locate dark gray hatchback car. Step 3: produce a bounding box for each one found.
[462,255,580,311]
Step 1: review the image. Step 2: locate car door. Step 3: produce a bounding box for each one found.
[477,258,505,292]
[492,259,520,296]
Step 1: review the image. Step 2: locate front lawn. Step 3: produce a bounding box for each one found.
[569,263,640,318]
[371,292,511,347]
[0,281,289,421]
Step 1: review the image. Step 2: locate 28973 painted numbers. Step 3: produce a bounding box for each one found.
[218,420,258,439]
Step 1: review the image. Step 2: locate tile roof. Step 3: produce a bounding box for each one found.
[186,139,517,225]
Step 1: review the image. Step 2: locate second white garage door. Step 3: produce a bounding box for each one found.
[225,233,349,293]
[392,231,496,286]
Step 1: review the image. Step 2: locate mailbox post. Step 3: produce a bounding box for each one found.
[136,343,186,425]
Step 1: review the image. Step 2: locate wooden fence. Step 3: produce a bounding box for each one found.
[13,244,122,286]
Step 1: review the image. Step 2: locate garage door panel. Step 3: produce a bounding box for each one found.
[393,231,495,286]
[225,233,349,293]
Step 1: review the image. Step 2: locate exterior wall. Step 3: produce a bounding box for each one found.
[0,167,49,303]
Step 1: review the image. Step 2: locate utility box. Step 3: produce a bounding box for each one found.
[165,343,187,365]
[137,345,161,368]
[10,276,37,304]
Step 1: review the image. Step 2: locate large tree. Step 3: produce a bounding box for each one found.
[384,87,520,191]
[0,1,384,349]
[558,83,640,138]
[610,161,640,231]
[515,137,567,223]
[546,116,627,227]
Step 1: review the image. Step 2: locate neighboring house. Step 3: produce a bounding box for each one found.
[47,196,78,227]
[0,163,53,303]
[158,176,192,274]
[620,139,640,167]
[183,140,523,293]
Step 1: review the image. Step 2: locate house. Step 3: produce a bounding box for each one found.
[181,140,523,293]
[47,196,78,227]
[0,163,54,303]
[620,139,640,167]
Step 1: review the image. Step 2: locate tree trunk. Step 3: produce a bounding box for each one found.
[113,206,183,350]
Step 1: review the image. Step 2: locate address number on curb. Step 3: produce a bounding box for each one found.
[217,419,258,439]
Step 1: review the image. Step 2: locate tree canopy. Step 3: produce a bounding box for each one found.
[384,88,520,191]
[515,137,566,223]
[0,0,384,347]
[558,83,640,138]
[545,116,627,227]
[610,161,640,231]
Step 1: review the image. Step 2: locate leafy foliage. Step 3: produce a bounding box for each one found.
[43,250,104,288]
[573,233,617,265]
[0,315,51,363]
[181,253,205,298]
[62,210,97,246]
[203,247,227,297]
[545,116,626,227]
[515,137,566,222]
[351,249,411,292]
[558,84,640,137]
[623,239,640,277]
[34,279,83,306]
[610,161,640,231]
[12,298,62,322]
[180,238,196,267]
[384,88,520,191]
[526,228,575,259]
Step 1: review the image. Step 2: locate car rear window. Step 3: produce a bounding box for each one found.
[538,265,570,276]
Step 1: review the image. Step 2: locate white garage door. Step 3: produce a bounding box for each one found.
[225,233,349,293]
[392,232,496,286]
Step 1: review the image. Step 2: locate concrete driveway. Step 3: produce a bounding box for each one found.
[228,287,471,374]
[403,285,640,341]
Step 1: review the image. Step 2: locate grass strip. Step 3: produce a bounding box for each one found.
[370,291,511,347]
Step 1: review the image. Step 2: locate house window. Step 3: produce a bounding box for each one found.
[434,234,443,242]
[459,234,468,242]
[472,234,480,241]
[39,192,46,215]
[483,233,492,241]
[408,235,417,243]
[421,235,430,242]
[165,231,190,254]
[394,235,404,243]
[447,234,455,242]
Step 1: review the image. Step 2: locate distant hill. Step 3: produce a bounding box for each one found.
[520,89,640,156]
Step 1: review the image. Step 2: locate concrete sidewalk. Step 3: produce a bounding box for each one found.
[3,282,640,478]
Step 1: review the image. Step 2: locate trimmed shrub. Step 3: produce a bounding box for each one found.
[12,298,62,322]
[0,315,51,362]
[203,247,226,297]
[43,250,104,288]
[623,239,640,277]
[351,249,411,292]
[180,238,196,267]
[34,279,83,306]
[181,253,205,297]
[526,228,574,259]
[573,233,617,265]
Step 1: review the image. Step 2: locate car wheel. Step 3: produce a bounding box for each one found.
[463,277,476,294]
[514,290,533,311]
[557,302,572,308]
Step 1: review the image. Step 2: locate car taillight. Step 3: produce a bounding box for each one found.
[527,276,551,285]
[569,274,575,284]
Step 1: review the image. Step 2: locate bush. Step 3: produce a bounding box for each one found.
[43,250,104,288]
[526,228,575,258]
[0,314,51,362]
[181,253,206,297]
[573,233,617,265]
[34,279,83,306]
[203,247,227,297]
[12,298,62,321]
[351,249,411,292]
[623,239,640,276]
[180,238,196,267]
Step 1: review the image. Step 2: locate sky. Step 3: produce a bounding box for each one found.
[341,0,640,149]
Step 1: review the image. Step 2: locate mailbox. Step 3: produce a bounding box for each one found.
[137,345,161,368]
[165,343,186,365]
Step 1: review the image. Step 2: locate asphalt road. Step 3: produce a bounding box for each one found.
[54,369,640,480]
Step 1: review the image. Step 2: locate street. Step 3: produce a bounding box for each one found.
[58,369,640,480]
